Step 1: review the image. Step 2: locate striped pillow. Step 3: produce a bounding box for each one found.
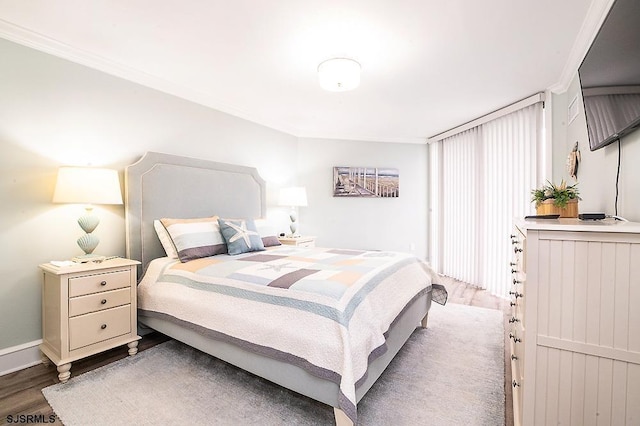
[160,216,227,262]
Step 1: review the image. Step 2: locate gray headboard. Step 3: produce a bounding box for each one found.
[125,151,266,277]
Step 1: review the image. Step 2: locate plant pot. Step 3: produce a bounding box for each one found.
[536,199,579,218]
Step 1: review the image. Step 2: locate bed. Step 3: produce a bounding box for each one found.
[125,152,441,425]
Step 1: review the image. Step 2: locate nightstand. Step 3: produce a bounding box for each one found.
[39,258,141,383]
[277,235,316,248]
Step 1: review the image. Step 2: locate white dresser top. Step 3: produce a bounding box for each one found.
[516,218,640,234]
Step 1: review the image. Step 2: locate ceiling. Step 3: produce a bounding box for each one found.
[0,0,608,143]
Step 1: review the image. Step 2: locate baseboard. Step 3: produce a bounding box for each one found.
[0,339,43,376]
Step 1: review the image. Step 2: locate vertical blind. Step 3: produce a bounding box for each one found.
[429,102,544,297]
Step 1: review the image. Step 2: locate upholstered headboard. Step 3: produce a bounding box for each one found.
[125,151,266,277]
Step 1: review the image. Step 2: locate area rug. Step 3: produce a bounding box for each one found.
[43,303,504,425]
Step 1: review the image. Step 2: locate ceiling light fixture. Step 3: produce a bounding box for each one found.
[317,58,361,92]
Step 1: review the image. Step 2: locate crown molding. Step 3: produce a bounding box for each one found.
[0,19,301,137]
[298,132,427,145]
[549,0,616,94]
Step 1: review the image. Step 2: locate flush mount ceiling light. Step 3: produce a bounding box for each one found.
[317,58,361,92]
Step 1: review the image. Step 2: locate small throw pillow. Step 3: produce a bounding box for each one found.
[218,218,265,255]
[160,216,227,262]
[153,220,178,259]
[261,235,282,247]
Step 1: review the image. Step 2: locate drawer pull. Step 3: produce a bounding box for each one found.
[514,247,523,253]
[510,234,516,239]
[101,299,107,305]
[513,279,522,285]
[509,291,523,298]
[510,302,516,307]
[513,380,520,388]
[101,324,107,330]
[100,280,107,286]
[509,262,517,266]
[511,269,518,274]
[509,333,521,343]
[511,354,518,361]
[509,317,520,323]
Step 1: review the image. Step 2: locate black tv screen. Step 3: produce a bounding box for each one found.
[578,0,640,151]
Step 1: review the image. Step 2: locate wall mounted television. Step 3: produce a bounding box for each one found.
[578,0,640,151]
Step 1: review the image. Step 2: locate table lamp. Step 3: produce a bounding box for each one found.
[278,187,308,237]
[52,167,123,261]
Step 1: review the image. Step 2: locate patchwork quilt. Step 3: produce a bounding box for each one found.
[137,246,437,423]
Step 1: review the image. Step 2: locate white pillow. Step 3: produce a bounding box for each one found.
[254,219,276,236]
[254,219,282,247]
[153,219,178,259]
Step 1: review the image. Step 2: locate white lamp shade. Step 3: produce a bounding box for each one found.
[279,187,308,207]
[318,58,361,92]
[53,167,123,205]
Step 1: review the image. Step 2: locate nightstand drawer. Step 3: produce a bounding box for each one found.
[69,305,131,350]
[69,270,131,297]
[296,240,315,248]
[69,288,131,317]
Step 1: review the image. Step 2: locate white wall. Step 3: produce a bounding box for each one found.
[552,74,640,221]
[297,137,429,259]
[0,38,299,350]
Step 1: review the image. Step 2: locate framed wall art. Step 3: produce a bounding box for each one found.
[333,167,399,198]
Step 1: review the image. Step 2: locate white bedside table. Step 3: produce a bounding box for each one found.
[39,258,141,383]
[277,235,316,248]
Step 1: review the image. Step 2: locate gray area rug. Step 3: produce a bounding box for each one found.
[43,303,504,425]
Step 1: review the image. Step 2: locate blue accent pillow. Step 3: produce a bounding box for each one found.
[217,218,265,255]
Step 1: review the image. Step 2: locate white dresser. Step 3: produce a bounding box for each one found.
[512,219,640,425]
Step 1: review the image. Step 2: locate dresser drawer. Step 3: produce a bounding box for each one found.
[297,240,315,248]
[510,339,523,381]
[69,305,131,350]
[510,322,525,368]
[69,288,131,317]
[511,362,524,426]
[69,270,131,297]
[510,289,524,317]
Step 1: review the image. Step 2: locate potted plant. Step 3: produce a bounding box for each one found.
[531,180,580,218]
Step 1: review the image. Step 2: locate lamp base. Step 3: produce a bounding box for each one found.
[77,233,100,254]
[72,254,106,263]
[289,206,299,237]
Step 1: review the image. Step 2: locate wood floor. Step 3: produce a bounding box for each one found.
[0,278,513,426]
